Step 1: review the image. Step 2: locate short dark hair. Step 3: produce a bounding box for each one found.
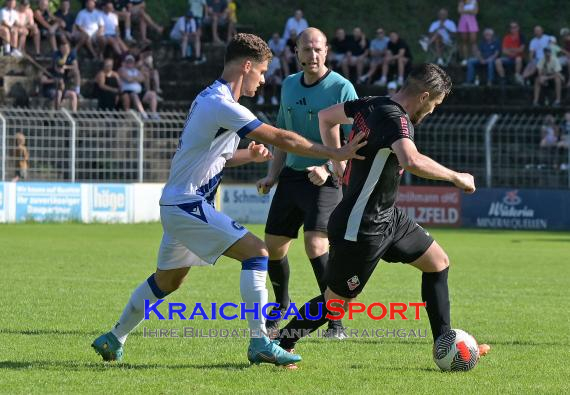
[402,63,452,98]
[225,33,273,64]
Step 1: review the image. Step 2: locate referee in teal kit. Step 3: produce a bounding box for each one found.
[256,27,357,338]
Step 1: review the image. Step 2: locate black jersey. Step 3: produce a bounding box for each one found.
[328,96,414,242]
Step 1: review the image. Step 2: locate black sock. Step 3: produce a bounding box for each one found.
[268,256,290,309]
[309,253,328,293]
[422,267,451,341]
[278,294,329,349]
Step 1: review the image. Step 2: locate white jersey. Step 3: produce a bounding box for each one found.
[160,79,262,206]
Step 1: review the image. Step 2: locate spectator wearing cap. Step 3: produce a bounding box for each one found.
[283,9,307,41]
[119,54,158,119]
[533,46,563,107]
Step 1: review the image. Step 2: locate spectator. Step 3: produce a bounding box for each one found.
[95,57,121,110]
[11,132,29,182]
[282,9,307,41]
[226,0,237,42]
[53,40,81,98]
[34,0,63,52]
[377,31,412,86]
[533,47,563,107]
[101,1,129,56]
[17,0,40,57]
[127,0,164,44]
[457,0,479,64]
[359,27,389,84]
[283,28,298,75]
[328,28,349,71]
[341,27,368,82]
[558,28,570,87]
[188,0,206,51]
[540,114,560,147]
[0,0,25,57]
[268,32,288,76]
[73,0,105,59]
[40,66,78,111]
[205,0,228,45]
[387,80,398,96]
[54,0,75,44]
[465,28,500,86]
[558,112,570,150]
[495,21,526,85]
[137,47,162,97]
[423,8,457,66]
[256,53,281,106]
[170,11,200,60]
[119,54,158,119]
[522,25,551,81]
[111,0,134,42]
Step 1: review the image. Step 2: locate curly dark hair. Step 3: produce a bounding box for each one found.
[402,63,453,98]
[225,33,273,64]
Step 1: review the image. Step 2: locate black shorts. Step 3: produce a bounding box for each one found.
[265,167,342,239]
[327,208,434,298]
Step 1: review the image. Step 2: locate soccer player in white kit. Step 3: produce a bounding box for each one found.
[92,33,367,366]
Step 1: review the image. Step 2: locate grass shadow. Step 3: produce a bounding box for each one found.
[0,360,249,371]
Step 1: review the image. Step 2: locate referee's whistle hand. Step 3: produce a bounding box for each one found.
[333,132,367,161]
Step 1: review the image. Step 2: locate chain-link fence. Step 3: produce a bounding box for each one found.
[1,107,569,188]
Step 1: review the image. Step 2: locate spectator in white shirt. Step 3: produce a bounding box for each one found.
[424,8,457,66]
[283,9,307,41]
[170,11,201,61]
[533,47,563,107]
[522,25,552,81]
[0,0,25,57]
[101,1,128,56]
[73,0,104,59]
[268,32,289,76]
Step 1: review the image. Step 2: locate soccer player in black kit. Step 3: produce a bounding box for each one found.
[276,63,490,364]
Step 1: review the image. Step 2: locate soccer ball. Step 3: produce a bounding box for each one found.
[433,329,479,371]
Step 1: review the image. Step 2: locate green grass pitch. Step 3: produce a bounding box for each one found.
[1,223,569,394]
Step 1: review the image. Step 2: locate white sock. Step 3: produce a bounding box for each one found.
[240,257,269,338]
[111,275,165,344]
[125,28,132,39]
[4,44,10,53]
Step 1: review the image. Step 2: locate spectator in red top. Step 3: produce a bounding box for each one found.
[558,28,570,87]
[495,21,525,85]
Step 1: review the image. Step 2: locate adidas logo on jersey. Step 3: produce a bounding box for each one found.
[296,97,307,105]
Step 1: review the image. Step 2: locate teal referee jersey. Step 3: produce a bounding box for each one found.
[276,70,358,170]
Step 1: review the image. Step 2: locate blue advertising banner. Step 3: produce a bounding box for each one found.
[90,184,129,222]
[462,188,570,230]
[15,182,82,221]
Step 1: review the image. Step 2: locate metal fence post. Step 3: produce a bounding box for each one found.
[484,114,499,188]
[0,111,6,181]
[130,110,145,183]
[61,109,76,182]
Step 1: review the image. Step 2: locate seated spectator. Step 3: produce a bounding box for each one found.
[170,11,200,60]
[341,27,368,82]
[17,0,40,57]
[95,57,121,110]
[256,55,282,106]
[119,54,158,119]
[359,27,389,84]
[100,1,128,56]
[422,8,457,66]
[226,0,237,42]
[465,28,500,85]
[378,31,412,86]
[137,47,162,96]
[558,28,570,87]
[533,47,563,107]
[188,0,206,52]
[73,0,104,59]
[53,40,81,97]
[558,111,570,150]
[522,25,551,82]
[268,32,288,76]
[540,114,560,147]
[40,66,78,111]
[11,131,29,182]
[1,0,25,57]
[328,28,350,71]
[284,28,298,75]
[54,0,75,44]
[127,0,163,44]
[495,21,525,84]
[282,9,308,41]
[205,0,228,45]
[112,0,133,42]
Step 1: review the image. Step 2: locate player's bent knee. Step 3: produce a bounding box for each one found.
[154,268,189,293]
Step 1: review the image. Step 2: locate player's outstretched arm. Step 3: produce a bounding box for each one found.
[319,103,353,180]
[247,123,367,162]
[226,142,273,167]
[392,138,476,193]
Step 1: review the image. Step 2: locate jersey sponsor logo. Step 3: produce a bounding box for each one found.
[399,116,410,137]
[295,97,307,105]
[353,113,371,137]
[177,201,208,223]
[347,275,360,291]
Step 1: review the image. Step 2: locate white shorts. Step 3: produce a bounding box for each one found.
[157,199,248,270]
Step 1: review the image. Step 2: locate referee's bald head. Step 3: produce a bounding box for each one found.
[296,27,327,46]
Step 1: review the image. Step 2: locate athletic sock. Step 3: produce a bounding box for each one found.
[278,294,329,349]
[309,253,328,293]
[422,267,451,341]
[267,256,290,309]
[111,273,170,344]
[240,257,269,337]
